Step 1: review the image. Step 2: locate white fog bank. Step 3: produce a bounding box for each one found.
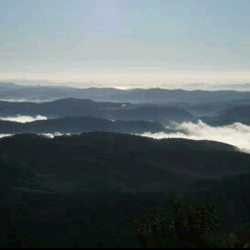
[0,120,250,155]
[0,132,73,139]
[0,134,12,139]
[138,120,250,154]
[0,115,48,123]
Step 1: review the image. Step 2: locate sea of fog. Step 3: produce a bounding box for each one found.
[138,120,250,154]
[0,114,47,123]
[0,116,250,154]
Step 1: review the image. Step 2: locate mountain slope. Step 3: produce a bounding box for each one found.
[0,132,248,193]
[200,105,250,126]
[0,116,167,134]
[115,105,195,123]
[0,132,250,247]
[0,98,195,124]
[220,105,250,120]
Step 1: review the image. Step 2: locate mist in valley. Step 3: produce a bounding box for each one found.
[1,116,250,154]
[137,120,250,154]
[0,115,48,123]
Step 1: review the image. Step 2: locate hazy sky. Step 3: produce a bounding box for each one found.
[1,0,250,89]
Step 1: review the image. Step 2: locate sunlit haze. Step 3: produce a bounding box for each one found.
[1,0,250,89]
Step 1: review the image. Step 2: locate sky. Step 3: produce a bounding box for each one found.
[1,0,250,89]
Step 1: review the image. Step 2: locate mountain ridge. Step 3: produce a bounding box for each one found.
[2,82,250,104]
[0,98,195,124]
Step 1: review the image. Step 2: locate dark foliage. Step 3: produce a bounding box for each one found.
[0,132,250,247]
[0,116,168,134]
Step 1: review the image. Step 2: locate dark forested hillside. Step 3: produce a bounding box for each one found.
[0,132,250,247]
[0,116,168,134]
[0,132,247,193]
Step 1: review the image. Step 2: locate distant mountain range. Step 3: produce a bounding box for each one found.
[2,81,250,105]
[0,98,196,125]
[2,81,250,126]
[1,94,250,128]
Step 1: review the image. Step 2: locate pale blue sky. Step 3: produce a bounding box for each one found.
[1,0,250,89]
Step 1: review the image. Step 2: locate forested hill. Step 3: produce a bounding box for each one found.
[0,98,195,124]
[1,132,250,248]
[0,116,168,134]
[0,132,248,194]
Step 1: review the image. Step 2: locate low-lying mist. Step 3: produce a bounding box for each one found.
[0,132,73,139]
[0,119,250,155]
[138,120,250,154]
[0,115,48,123]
